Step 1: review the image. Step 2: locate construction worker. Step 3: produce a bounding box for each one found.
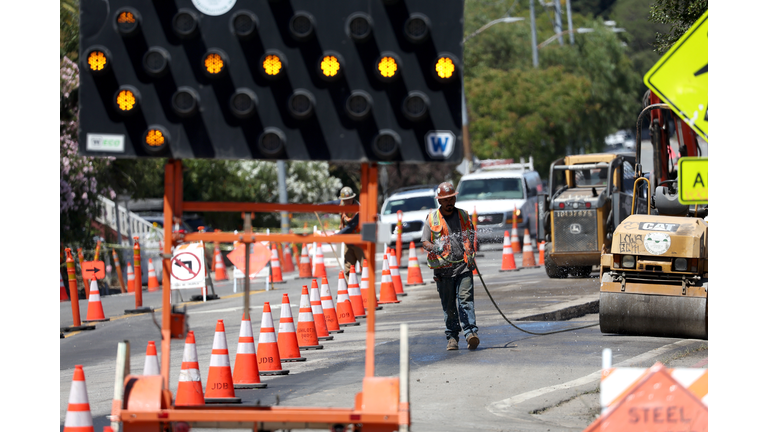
[337,186,366,277]
[421,182,479,351]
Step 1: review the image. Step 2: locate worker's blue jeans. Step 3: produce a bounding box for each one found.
[435,272,478,341]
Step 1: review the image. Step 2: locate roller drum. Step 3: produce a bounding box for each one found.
[599,292,707,340]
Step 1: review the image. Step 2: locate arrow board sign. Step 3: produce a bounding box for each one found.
[171,243,206,290]
[82,261,106,280]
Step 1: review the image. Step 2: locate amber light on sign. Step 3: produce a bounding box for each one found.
[88,51,107,71]
[263,55,282,76]
[435,57,455,79]
[378,56,397,78]
[116,90,136,111]
[117,11,135,23]
[205,53,224,74]
[321,56,340,77]
[145,130,165,146]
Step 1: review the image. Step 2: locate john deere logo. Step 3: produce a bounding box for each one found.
[569,223,582,234]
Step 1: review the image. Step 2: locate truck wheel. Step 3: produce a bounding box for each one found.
[569,266,592,278]
[544,243,568,279]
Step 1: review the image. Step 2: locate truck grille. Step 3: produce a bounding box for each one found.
[553,210,598,252]
[476,213,503,225]
[400,221,423,233]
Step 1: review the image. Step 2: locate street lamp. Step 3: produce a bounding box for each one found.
[538,27,626,49]
[461,17,525,45]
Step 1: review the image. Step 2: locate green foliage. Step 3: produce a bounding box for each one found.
[61,0,79,60]
[649,0,707,53]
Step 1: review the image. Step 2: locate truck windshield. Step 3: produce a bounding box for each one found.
[383,196,437,215]
[457,178,524,200]
[573,167,609,187]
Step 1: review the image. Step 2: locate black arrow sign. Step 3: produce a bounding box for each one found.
[86,267,102,275]
[173,259,194,274]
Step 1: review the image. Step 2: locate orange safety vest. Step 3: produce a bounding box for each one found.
[426,208,475,269]
[339,212,361,234]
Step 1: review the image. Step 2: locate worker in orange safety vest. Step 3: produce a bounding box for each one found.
[337,186,366,277]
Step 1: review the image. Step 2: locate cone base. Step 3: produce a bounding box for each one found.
[60,324,96,332]
[82,318,110,323]
[364,306,384,311]
[125,307,153,314]
[234,383,268,389]
[190,294,220,301]
[298,276,313,279]
[205,397,242,404]
[353,315,366,319]
[339,322,361,327]
[499,268,520,272]
[405,282,426,286]
[259,370,290,376]
[378,300,401,304]
[318,335,334,341]
[328,329,345,333]
[280,357,306,363]
[299,344,324,350]
[396,293,408,297]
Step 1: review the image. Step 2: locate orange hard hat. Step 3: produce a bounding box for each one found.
[436,182,457,199]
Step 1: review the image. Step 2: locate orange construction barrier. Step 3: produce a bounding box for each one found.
[282,244,296,273]
[176,331,205,406]
[319,278,343,333]
[499,230,519,272]
[147,258,160,292]
[405,242,425,286]
[257,302,290,375]
[297,285,323,349]
[205,320,241,404]
[521,229,537,267]
[359,258,381,310]
[388,248,406,296]
[538,241,546,266]
[269,244,285,284]
[346,269,366,318]
[232,314,268,389]
[126,263,135,293]
[143,341,160,375]
[310,281,333,340]
[313,244,327,279]
[378,253,401,304]
[510,206,521,253]
[84,279,109,323]
[214,247,228,281]
[63,365,94,432]
[60,272,69,302]
[335,271,360,327]
[298,244,312,278]
[277,294,307,362]
[111,249,126,293]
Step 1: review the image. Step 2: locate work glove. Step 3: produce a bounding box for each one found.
[466,254,477,271]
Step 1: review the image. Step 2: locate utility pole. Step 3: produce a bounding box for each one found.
[566,0,575,45]
[554,0,564,46]
[530,0,539,67]
[277,160,289,234]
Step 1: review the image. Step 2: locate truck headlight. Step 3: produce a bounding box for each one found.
[621,255,635,268]
[674,258,687,271]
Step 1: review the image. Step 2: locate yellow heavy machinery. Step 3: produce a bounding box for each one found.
[598,93,707,340]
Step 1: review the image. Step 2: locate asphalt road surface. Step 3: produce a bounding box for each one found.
[60,245,708,432]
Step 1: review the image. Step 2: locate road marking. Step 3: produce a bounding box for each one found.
[187,304,297,315]
[62,331,81,339]
[486,339,700,416]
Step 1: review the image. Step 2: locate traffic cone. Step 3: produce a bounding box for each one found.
[63,365,94,432]
[60,272,69,302]
[257,302,290,374]
[298,244,312,278]
[388,249,406,296]
[405,242,425,286]
[347,269,366,318]
[176,331,205,406]
[521,229,537,267]
[277,294,307,362]
[319,278,344,333]
[314,244,327,279]
[356,261,361,274]
[499,230,519,272]
[510,207,522,253]
[84,279,109,322]
[232,314,268,389]
[297,285,324,349]
[538,241,546,266]
[126,263,135,293]
[336,271,360,326]
[269,244,285,284]
[204,320,241,403]
[142,341,160,375]
[282,245,296,273]
[147,258,160,292]
[214,247,228,281]
[310,280,333,340]
[360,259,381,310]
[378,253,400,304]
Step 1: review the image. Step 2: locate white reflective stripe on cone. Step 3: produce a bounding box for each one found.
[278,321,296,333]
[212,332,228,349]
[298,312,313,321]
[144,357,160,375]
[210,354,231,367]
[240,320,254,337]
[259,331,277,343]
[183,344,199,362]
[260,313,274,328]
[321,299,335,309]
[65,410,93,427]
[69,381,89,403]
[237,342,256,354]
[337,292,350,303]
[179,369,201,382]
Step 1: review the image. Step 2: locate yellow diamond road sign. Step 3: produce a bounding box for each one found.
[644,11,708,141]
[677,157,707,205]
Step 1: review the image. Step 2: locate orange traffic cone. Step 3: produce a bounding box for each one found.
[538,241,546,266]
[205,320,241,403]
[388,249,406,296]
[214,247,228,281]
[360,259,381,310]
[521,229,536,267]
[310,280,333,340]
[405,242,425,286]
[314,244,327,279]
[346,269,366,318]
[147,258,160,292]
[335,271,360,326]
[143,341,160,375]
[257,302,290,375]
[176,331,205,406]
[277,294,307,362]
[126,263,135,293]
[499,230,519,272]
[510,207,522,253]
[378,253,401,304]
[282,244,296,273]
[319,278,344,333]
[60,272,69,302]
[269,244,285,284]
[298,244,312,278]
[84,279,109,322]
[232,314,268,389]
[297,285,323,349]
[63,365,94,432]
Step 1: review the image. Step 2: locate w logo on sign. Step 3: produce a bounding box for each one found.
[424,131,456,159]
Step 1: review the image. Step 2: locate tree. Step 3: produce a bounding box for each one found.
[649,0,707,53]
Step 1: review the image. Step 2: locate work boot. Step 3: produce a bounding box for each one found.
[446,338,459,351]
[467,333,480,350]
